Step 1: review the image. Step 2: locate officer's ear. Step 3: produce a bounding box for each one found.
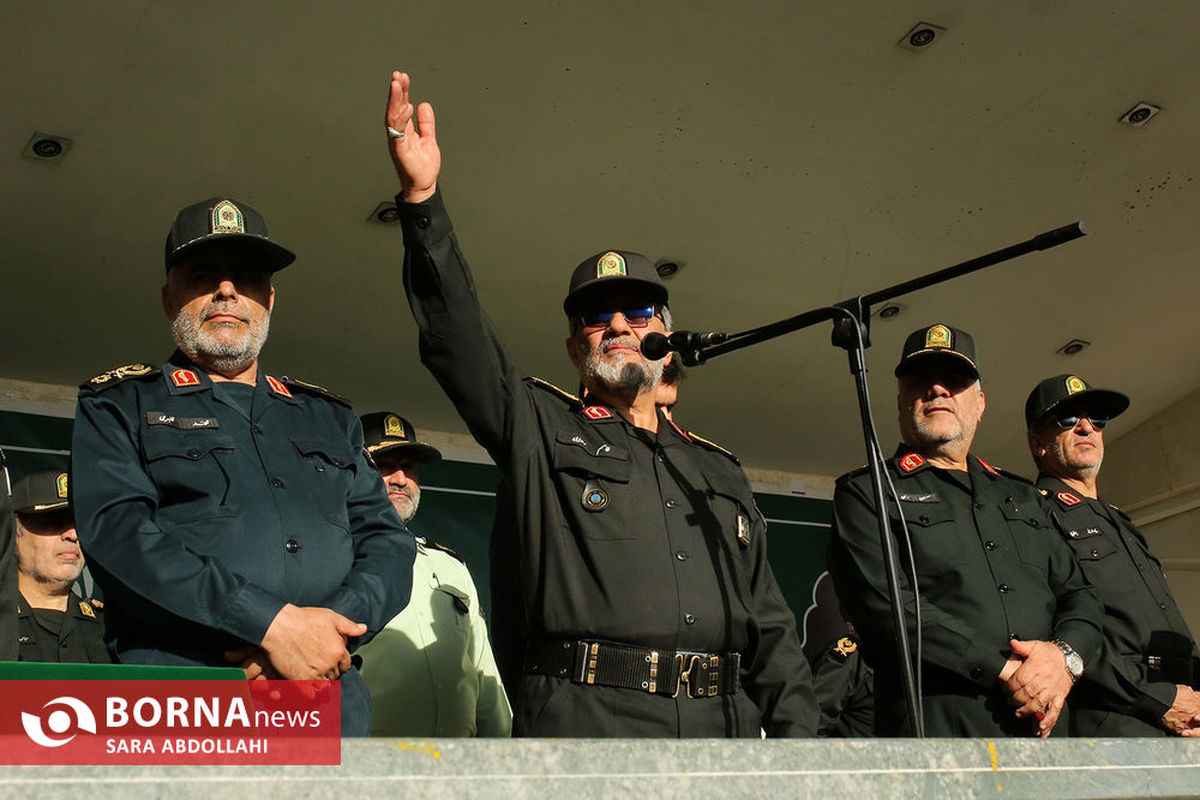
[160,281,178,319]
[267,285,275,312]
[565,333,583,368]
[975,387,986,422]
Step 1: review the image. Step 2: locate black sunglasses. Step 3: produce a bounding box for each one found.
[578,305,658,330]
[1052,414,1108,431]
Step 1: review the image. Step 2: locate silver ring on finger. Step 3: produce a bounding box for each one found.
[387,126,406,140]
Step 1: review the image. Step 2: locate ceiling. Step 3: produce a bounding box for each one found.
[4,1,1198,481]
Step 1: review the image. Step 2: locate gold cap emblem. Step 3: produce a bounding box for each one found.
[1065,376,1087,395]
[55,473,68,499]
[596,251,627,278]
[384,414,406,439]
[925,324,952,349]
[211,200,245,234]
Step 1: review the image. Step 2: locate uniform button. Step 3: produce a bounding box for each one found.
[684,613,696,625]
[665,499,678,509]
[675,551,688,561]
[252,424,264,434]
[985,540,997,551]
[973,501,984,510]
[284,539,300,553]
[919,515,930,525]
[1160,603,1168,611]
[1090,548,1100,558]
[657,452,666,463]
[332,458,345,467]
[416,215,431,229]
[998,583,1009,594]
[270,477,285,488]
[187,448,201,459]
[1029,519,1041,528]
[970,665,983,679]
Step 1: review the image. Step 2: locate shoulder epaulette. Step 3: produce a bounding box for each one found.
[282,377,352,408]
[81,363,160,393]
[426,540,467,564]
[524,376,581,406]
[689,432,740,464]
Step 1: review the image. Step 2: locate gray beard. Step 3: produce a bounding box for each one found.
[582,337,663,394]
[171,306,269,375]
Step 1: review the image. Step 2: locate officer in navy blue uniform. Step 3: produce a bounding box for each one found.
[71,197,416,734]
[384,72,816,738]
[1026,374,1200,736]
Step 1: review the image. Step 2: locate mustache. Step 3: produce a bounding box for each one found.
[598,336,639,354]
[202,304,250,323]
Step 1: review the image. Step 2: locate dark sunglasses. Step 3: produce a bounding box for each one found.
[1052,414,1108,431]
[578,305,658,330]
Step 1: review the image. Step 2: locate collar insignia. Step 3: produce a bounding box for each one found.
[899,453,925,472]
[1057,491,1082,506]
[583,405,613,420]
[79,601,96,619]
[170,368,200,387]
[266,375,292,398]
[596,251,626,278]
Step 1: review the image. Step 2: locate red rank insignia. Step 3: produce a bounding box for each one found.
[1057,491,1082,506]
[669,420,692,441]
[582,405,612,420]
[899,453,925,472]
[266,375,292,398]
[169,369,200,387]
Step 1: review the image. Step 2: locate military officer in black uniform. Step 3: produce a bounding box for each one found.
[72,197,416,734]
[384,71,816,737]
[828,323,1103,737]
[11,471,111,664]
[1,450,18,660]
[1026,374,1200,736]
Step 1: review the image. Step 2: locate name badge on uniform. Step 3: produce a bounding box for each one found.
[898,492,940,503]
[737,513,751,547]
[146,412,220,430]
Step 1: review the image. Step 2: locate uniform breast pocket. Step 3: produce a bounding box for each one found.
[901,504,970,572]
[1066,533,1118,563]
[429,582,472,635]
[551,433,635,541]
[1002,502,1053,573]
[143,430,237,519]
[292,439,358,530]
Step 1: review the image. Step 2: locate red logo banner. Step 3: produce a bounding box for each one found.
[0,680,340,765]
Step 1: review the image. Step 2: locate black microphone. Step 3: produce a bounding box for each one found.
[640,330,729,360]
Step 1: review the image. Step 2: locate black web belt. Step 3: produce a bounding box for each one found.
[524,639,741,699]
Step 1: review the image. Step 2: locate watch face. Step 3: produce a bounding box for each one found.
[1066,652,1084,677]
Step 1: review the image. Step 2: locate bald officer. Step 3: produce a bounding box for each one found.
[356,411,511,736]
[71,197,415,734]
[1026,374,1200,736]
[829,323,1102,737]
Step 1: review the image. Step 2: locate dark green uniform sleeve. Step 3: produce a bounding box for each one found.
[398,189,528,470]
[742,510,819,736]
[73,388,287,645]
[829,477,1010,686]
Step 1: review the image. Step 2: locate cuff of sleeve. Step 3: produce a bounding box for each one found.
[1136,681,1176,722]
[1052,622,1103,666]
[397,187,452,244]
[968,647,1011,689]
[218,584,287,646]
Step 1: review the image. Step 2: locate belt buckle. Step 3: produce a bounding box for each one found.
[671,652,719,699]
[1147,655,1162,671]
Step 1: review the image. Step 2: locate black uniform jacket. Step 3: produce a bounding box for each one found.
[398,189,815,738]
[18,591,112,664]
[1039,475,1199,736]
[71,353,416,673]
[829,446,1103,737]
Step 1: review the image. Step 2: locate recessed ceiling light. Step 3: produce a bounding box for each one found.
[898,22,945,51]
[21,132,72,162]
[1119,102,1161,128]
[655,260,683,279]
[876,303,904,320]
[368,201,401,225]
[1056,338,1090,356]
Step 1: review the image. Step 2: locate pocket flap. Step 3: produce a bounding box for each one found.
[552,433,630,481]
[292,439,357,469]
[143,430,235,462]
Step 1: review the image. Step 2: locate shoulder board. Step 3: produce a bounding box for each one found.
[89,598,104,610]
[81,363,161,393]
[282,377,352,408]
[524,376,581,406]
[688,432,740,464]
[425,540,466,564]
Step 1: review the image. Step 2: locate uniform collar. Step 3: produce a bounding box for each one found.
[163,350,297,407]
[578,389,620,423]
[891,444,998,479]
[1036,474,1089,509]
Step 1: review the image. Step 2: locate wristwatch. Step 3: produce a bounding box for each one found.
[1053,639,1084,683]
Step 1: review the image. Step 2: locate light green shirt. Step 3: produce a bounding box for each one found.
[359,539,512,736]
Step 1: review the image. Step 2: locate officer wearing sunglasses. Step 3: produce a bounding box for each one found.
[385,70,816,738]
[1027,375,1200,737]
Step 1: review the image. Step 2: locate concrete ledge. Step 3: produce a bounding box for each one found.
[2,738,1199,799]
